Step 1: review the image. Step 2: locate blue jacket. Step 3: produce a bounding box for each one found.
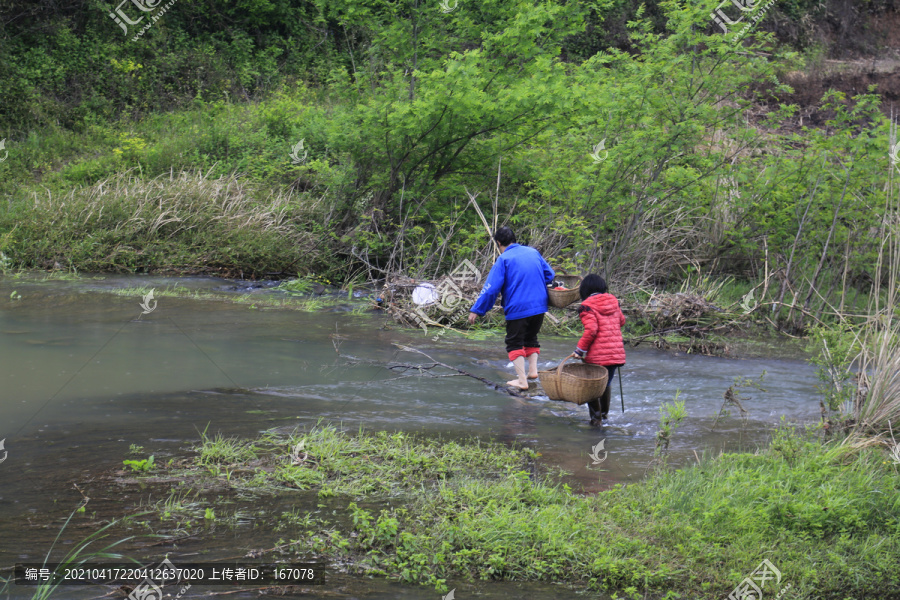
[470,244,555,320]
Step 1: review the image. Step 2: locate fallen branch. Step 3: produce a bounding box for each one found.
[331,335,534,398]
[72,483,90,509]
[390,343,531,397]
[136,532,201,549]
[625,322,735,345]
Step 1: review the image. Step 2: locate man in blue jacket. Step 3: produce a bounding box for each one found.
[468,227,555,389]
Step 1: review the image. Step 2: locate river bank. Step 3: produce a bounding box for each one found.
[10,424,900,600]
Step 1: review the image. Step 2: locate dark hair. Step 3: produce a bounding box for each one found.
[493,226,516,247]
[579,274,608,300]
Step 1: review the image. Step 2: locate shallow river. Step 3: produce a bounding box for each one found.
[0,274,820,599]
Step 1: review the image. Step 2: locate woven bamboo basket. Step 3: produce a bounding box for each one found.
[547,274,582,308]
[538,354,609,405]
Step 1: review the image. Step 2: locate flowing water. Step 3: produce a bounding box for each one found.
[0,274,820,599]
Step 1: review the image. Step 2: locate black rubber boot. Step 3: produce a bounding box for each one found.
[599,385,612,420]
[587,399,603,426]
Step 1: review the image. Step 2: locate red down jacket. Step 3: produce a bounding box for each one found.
[576,293,626,366]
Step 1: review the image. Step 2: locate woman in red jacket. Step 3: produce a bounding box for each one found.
[573,274,626,425]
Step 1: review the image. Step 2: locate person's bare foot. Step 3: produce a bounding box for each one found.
[527,372,539,380]
[507,379,529,390]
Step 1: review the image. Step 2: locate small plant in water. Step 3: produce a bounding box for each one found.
[712,371,766,430]
[807,324,862,427]
[123,455,155,472]
[655,394,687,457]
[128,444,144,455]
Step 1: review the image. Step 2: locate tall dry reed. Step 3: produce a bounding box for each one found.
[853,129,900,435]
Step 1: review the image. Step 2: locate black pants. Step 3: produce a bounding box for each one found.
[588,365,620,420]
[505,313,545,354]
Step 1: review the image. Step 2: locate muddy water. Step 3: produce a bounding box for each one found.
[0,274,820,599]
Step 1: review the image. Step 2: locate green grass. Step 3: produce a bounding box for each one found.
[196,429,259,466]
[119,424,900,599]
[305,427,900,598]
[266,426,530,497]
[0,97,355,280]
[0,95,330,193]
[0,169,332,277]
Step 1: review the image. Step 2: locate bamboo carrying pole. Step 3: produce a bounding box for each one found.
[465,187,499,259]
[493,158,500,239]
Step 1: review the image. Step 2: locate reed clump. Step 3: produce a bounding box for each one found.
[850,162,900,436]
[4,171,327,277]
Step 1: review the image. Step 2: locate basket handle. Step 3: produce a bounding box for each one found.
[557,353,575,377]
